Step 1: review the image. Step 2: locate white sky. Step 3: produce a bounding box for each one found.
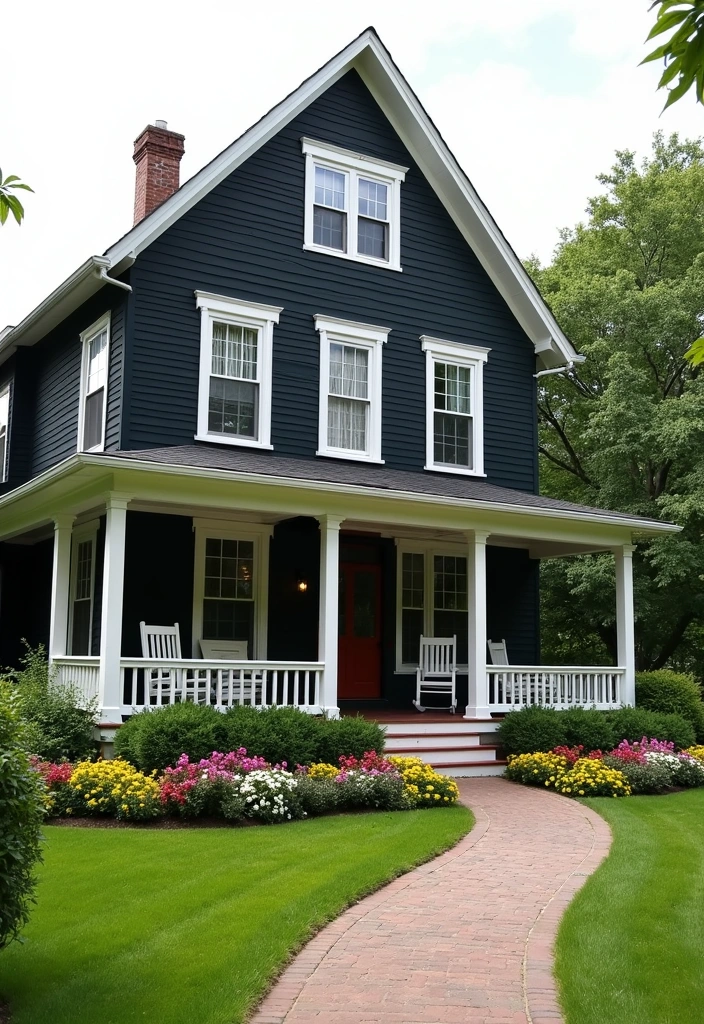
[3,0,704,329]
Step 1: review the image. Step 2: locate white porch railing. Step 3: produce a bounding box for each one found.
[52,657,100,707]
[487,666,625,711]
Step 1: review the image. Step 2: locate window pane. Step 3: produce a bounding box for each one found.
[75,541,93,601]
[401,552,424,609]
[87,329,108,395]
[83,388,104,450]
[0,390,9,430]
[203,538,255,600]
[314,166,346,209]
[402,608,424,665]
[327,396,367,451]
[358,179,387,220]
[208,378,258,438]
[202,599,254,652]
[211,323,258,380]
[313,207,346,250]
[329,344,368,399]
[357,217,387,260]
[433,411,472,468]
[433,610,468,664]
[433,556,467,611]
[434,362,471,414]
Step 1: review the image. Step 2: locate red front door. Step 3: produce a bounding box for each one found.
[337,562,382,699]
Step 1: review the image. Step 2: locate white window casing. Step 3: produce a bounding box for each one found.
[194,291,283,450]
[0,385,9,483]
[68,520,99,656]
[315,314,389,463]
[192,519,272,658]
[421,335,490,477]
[78,313,111,453]
[302,138,407,272]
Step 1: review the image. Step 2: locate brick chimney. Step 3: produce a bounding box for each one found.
[133,121,185,224]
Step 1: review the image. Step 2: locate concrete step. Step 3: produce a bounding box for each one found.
[385,732,488,750]
[434,761,507,778]
[388,745,500,765]
[383,719,499,737]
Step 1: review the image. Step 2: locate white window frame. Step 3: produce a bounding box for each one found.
[0,384,9,483]
[194,291,283,450]
[302,138,407,272]
[315,315,389,464]
[192,519,273,658]
[68,520,99,656]
[78,313,111,454]
[421,336,490,478]
[395,539,469,673]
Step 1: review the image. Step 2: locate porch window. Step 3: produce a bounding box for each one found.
[195,291,283,450]
[202,538,255,652]
[315,315,389,463]
[0,385,9,483]
[68,525,98,655]
[421,336,490,477]
[397,548,468,669]
[78,314,110,453]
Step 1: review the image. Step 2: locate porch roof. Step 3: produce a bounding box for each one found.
[99,445,676,535]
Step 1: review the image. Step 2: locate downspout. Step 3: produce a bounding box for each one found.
[96,266,133,292]
[534,360,574,379]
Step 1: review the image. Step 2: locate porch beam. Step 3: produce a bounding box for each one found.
[98,495,130,723]
[615,544,636,706]
[317,514,344,718]
[465,530,491,718]
[48,514,75,662]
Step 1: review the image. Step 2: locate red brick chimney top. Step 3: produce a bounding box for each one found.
[133,121,185,225]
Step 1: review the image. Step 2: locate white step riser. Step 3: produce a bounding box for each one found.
[384,734,487,750]
[387,745,499,764]
[435,764,505,778]
[383,721,499,737]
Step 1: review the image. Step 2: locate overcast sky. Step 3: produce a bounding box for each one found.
[3,0,704,329]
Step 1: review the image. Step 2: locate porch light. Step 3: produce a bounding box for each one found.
[296,572,308,593]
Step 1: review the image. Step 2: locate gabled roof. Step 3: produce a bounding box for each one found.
[2,28,581,368]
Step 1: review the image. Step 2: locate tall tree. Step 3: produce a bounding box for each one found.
[531,133,704,674]
[643,1,704,110]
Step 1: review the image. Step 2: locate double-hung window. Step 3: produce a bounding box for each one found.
[302,138,406,271]
[78,314,110,452]
[397,546,468,670]
[195,292,283,449]
[421,336,489,476]
[68,522,98,655]
[0,385,9,482]
[315,315,389,463]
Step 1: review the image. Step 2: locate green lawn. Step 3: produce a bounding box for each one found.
[0,808,471,1024]
[555,789,704,1024]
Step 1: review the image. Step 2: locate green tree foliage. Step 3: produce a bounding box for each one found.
[530,133,704,673]
[642,2,704,110]
[0,168,33,226]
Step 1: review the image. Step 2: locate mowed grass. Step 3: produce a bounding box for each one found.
[555,789,704,1024]
[0,807,471,1024]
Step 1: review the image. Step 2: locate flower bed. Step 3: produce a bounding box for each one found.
[30,749,459,825]
[506,735,704,798]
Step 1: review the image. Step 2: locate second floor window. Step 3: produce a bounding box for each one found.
[79,314,110,453]
[195,291,283,450]
[0,385,9,482]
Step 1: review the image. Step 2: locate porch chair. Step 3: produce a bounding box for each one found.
[198,639,262,706]
[487,639,509,665]
[413,635,457,713]
[139,621,184,704]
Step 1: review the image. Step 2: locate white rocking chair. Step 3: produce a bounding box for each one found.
[140,621,183,704]
[487,639,509,666]
[198,639,261,705]
[413,636,457,713]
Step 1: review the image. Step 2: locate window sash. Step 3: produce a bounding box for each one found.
[201,537,256,652]
[0,388,8,483]
[86,329,108,396]
[397,549,469,667]
[211,322,258,381]
[69,534,96,656]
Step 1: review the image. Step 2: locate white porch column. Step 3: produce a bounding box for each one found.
[465,530,491,719]
[615,543,636,707]
[317,515,344,718]
[98,496,129,722]
[49,514,75,662]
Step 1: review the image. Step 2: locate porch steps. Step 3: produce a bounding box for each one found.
[381,715,505,777]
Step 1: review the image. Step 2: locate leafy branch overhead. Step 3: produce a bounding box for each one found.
[0,168,33,226]
[642,1,704,110]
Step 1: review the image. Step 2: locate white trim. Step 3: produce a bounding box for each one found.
[0,383,9,483]
[78,312,111,454]
[317,514,344,715]
[302,137,405,271]
[615,544,636,707]
[315,314,389,463]
[194,291,282,450]
[98,496,128,721]
[49,514,75,661]
[421,335,488,477]
[191,519,273,659]
[67,520,99,656]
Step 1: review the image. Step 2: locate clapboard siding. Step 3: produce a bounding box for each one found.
[127,70,538,492]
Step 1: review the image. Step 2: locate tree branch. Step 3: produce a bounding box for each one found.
[649,611,696,670]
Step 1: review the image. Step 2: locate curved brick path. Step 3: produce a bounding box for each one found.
[251,778,611,1024]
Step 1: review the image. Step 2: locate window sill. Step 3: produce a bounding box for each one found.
[195,434,274,450]
[424,464,487,478]
[316,450,385,465]
[303,243,402,273]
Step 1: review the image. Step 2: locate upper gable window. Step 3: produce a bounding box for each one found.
[302,138,407,272]
[195,291,283,450]
[78,313,110,453]
[315,315,389,463]
[421,336,490,477]
[0,385,9,482]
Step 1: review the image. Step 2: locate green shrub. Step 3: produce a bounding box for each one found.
[221,705,321,767]
[607,706,695,750]
[313,715,385,764]
[8,645,97,761]
[559,707,616,752]
[636,670,704,742]
[0,683,45,949]
[293,775,340,816]
[114,703,226,773]
[497,706,567,755]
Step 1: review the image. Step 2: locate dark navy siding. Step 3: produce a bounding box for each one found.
[0,537,53,667]
[127,70,538,491]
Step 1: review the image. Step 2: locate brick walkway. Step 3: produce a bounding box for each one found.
[250,778,611,1024]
